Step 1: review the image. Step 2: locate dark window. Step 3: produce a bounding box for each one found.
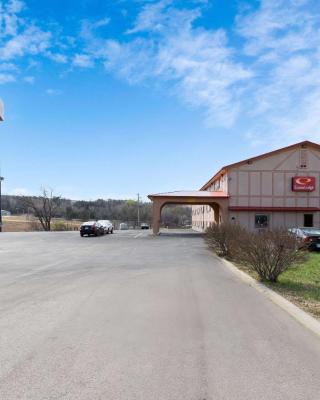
[299,149,308,168]
[304,214,313,227]
[255,214,269,228]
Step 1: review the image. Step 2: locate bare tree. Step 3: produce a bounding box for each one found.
[20,187,61,231]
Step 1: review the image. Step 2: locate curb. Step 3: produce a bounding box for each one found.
[217,255,320,338]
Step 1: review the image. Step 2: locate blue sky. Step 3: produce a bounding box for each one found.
[0,0,320,200]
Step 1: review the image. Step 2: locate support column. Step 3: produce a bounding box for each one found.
[212,203,220,224]
[219,202,229,224]
[152,200,164,235]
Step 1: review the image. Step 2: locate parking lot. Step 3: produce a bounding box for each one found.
[1,230,320,400]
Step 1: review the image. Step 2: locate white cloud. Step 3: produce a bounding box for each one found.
[0,62,17,71]
[0,0,53,82]
[1,0,320,147]
[46,52,68,63]
[72,53,94,68]
[236,0,317,57]
[80,0,318,145]
[80,17,110,41]
[126,0,174,34]
[92,2,252,127]
[46,88,62,95]
[7,0,25,14]
[23,75,35,84]
[0,26,51,60]
[0,73,15,84]
[234,0,320,144]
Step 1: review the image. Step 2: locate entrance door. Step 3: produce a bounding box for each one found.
[304,214,313,227]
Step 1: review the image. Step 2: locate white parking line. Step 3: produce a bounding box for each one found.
[134,233,143,239]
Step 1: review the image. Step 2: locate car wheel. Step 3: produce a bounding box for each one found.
[80,233,84,237]
[111,228,113,234]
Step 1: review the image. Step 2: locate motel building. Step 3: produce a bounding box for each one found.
[148,141,320,234]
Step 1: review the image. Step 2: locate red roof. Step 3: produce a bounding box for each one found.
[148,190,228,199]
[201,140,320,190]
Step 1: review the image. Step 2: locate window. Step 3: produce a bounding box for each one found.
[304,214,313,227]
[255,214,269,228]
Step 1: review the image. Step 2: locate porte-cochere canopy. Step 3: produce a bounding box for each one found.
[148,190,229,234]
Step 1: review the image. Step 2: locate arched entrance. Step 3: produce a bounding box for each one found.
[148,191,229,235]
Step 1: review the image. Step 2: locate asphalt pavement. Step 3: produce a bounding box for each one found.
[0,230,320,400]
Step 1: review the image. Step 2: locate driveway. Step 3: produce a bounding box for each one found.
[0,230,320,399]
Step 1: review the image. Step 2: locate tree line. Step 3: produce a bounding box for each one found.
[2,191,191,230]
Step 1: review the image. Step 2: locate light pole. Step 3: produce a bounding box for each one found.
[0,176,4,232]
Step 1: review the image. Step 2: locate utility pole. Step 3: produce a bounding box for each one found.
[0,99,3,233]
[137,193,140,228]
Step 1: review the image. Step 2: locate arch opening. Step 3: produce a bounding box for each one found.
[151,200,225,235]
[148,191,229,235]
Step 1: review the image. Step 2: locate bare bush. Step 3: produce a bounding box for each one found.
[52,221,68,231]
[237,229,307,282]
[206,224,307,282]
[20,188,60,231]
[29,220,42,231]
[205,223,246,258]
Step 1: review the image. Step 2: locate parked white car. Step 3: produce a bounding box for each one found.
[98,220,114,234]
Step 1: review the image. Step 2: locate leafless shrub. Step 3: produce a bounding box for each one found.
[206,224,307,282]
[237,229,307,282]
[205,223,246,258]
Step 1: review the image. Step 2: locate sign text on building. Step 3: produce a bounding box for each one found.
[292,176,316,192]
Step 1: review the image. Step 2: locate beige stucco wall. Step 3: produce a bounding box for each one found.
[192,144,320,231]
[225,211,320,230]
[192,205,214,231]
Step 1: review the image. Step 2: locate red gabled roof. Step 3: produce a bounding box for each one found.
[201,140,320,190]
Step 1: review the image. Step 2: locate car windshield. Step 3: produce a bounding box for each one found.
[82,221,95,226]
[301,228,320,235]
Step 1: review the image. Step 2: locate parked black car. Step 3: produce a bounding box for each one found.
[80,221,105,237]
[289,227,320,251]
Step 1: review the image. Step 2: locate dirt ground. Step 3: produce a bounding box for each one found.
[2,215,81,232]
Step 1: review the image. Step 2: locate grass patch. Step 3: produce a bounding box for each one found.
[231,253,320,319]
[2,215,81,232]
[266,253,320,318]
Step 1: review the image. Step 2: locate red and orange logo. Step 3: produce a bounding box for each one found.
[292,176,316,192]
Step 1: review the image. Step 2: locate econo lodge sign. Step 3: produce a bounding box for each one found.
[292,176,316,192]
